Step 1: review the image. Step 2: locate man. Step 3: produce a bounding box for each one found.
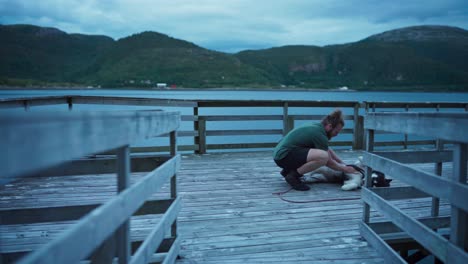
[273,109,358,191]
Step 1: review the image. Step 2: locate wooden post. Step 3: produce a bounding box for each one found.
[23,100,29,111]
[287,116,294,134]
[357,116,365,150]
[170,131,177,197]
[362,129,374,223]
[198,117,207,154]
[352,103,363,150]
[432,104,442,217]
[282,102,289,136]
[170,130,178,238]
[404,104,409,149]
[67,97,73,111]
[91,145,131,264]
[450,143,468,249]
[193,105,200,154]
[116,145,130,264]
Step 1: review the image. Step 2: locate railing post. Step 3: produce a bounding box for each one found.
[283,102,289,136]
[404,104,409,149]
[432,104,442,217]
[193,105,200,154]
[287,116,294,133]
[198,117,207,154]
[91,145,130,263]
[362,128,374,223]
[116,145,130,264]
[450,143,468,249]
[67,96,73,111]
[353,103,364,150]
[23,100,29,111]
[170,130,178,238]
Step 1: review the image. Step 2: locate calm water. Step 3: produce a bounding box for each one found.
[2,89,467,151]
[1,88,468,102]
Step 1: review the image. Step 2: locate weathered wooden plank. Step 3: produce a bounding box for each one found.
[20,155,172,178]
[291,114,355,121]
[373,150,453,163]
[367,216,451,234]
[206,129,283,136]
[364,101,468,109]
[203,115,283,121]
[129,145,199,153]
[365,112,468,143]
[0,96,71,109]
[370,186,430,200]
[0,199,177,225]
[197,100,358,108]
[0,110,180,182]
[72,95,197,107]
[206,141,354,150]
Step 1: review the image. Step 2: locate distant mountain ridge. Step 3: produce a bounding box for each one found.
[365,25,468,42]
[0,24,467,91]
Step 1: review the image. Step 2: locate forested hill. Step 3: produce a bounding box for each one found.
[1,24,467,91]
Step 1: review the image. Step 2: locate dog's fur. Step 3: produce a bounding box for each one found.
[302,157,364,191]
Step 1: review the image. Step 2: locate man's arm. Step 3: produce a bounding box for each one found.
[328,148,343,164]
[326,149,357,174]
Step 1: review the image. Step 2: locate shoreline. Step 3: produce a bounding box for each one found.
[1,86,467,93]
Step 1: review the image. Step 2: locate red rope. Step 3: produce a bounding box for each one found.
[272,187,361,203]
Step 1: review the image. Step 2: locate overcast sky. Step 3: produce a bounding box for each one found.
[1,0,468,53]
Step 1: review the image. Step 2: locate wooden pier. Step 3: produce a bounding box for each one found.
[1,149,461,263]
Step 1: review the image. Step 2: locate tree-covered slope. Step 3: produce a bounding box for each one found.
[1,24,467,90]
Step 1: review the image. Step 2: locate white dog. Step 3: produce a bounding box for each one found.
[302,157,364,191]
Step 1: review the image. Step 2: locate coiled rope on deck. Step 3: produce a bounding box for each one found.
[272,187,361,203]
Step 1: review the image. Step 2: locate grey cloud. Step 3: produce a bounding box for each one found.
[278,0,468,23]
[1,0,467,52]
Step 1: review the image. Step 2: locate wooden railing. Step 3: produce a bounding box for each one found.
[1,95,467,154]
[360,112,468,263]
[0,109,181,263]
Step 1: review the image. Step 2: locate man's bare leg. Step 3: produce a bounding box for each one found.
[297,149,329,175]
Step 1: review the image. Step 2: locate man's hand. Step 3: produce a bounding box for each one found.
[343,165,358,174]
[326,158,358,174]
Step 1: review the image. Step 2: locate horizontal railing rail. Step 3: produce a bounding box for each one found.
[1,96,467,154]
[361,112,468,263]
[0,109,182,264]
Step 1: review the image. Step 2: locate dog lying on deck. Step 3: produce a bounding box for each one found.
[302,157,365,191]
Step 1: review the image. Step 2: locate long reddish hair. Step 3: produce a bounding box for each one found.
[321,109,344,128]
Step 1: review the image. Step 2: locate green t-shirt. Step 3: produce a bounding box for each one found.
[273,122,329,160]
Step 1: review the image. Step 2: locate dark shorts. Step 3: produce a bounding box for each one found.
[274,147,309,172]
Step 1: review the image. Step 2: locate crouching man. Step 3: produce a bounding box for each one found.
[273,109,358,191]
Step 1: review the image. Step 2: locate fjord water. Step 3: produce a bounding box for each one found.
[1,89,468,102]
